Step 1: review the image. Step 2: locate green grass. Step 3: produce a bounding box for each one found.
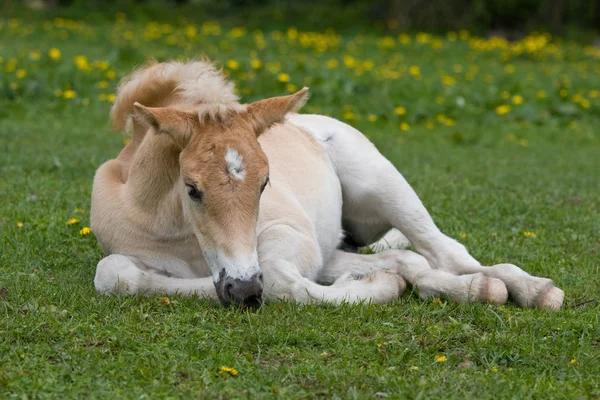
[1,13,600,399]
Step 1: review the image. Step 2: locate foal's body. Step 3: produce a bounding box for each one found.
[92,60,564,309]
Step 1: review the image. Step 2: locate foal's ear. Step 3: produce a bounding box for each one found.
[132,103,195,147]
[247,87,310,136]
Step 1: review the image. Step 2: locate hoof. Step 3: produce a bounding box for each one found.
[538,286,564,311]
[482,277,508,305]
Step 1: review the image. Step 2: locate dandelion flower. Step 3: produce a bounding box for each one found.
[435,355,447,362]
[63,90,77,99]
[459,233,467,239]
[512,95,524,105]
[326,58,339,69]
[537,90,547,99]
[368,114,378,122]
[570,359,579,366]
[161,296,171,305]
[250,59,262,69]
[394,106,406,116]
[48,48,61,60]
[80,227,91,235]
[286,83,297,93]
[16,69,27,79]
[400,122,410,131]
[277,73,290,83]
[106,70,116,80]
[17,222,23,228]
[66,218,80,225]
[408,65,420,77]
[523,231,536,237]
[495,105,511,115]
[219,366,238,376]
[226,59,239,70]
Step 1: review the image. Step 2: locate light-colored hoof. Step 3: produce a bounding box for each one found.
[395,275,407,296]
[538,286,564,311]
[94,254,145,295]
[482,277,508,305]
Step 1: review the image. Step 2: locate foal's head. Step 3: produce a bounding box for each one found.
[133,88,309,308]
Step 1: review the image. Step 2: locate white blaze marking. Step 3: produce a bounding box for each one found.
[225,147,245,181]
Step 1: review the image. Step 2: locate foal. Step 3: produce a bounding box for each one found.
[91,60,564,310]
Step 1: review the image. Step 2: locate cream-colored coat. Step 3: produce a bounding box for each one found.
[92,60,564,309]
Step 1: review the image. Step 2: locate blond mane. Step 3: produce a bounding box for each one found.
[110,59,246,132]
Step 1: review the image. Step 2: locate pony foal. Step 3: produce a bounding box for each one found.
[91,60,564,310]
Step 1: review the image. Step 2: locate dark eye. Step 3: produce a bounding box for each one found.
[186,184,203,202]
[260,177,270,194]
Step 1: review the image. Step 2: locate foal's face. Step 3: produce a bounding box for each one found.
[133,88,309,308]
[180,118,269,308]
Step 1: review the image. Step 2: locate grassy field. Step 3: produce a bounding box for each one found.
[1,12,600,399]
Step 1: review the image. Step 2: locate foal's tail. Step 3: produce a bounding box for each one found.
[110,58,241,131]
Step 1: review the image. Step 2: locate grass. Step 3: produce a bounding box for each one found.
[1,11,600,399]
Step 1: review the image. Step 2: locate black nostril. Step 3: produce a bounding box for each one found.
[224,282,234,300]
[257,272,264,282]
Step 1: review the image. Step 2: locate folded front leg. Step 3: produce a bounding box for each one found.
[95,254,217,298]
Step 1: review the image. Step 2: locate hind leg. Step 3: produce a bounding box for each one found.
[290,114,563,309]
[321,250,507,304]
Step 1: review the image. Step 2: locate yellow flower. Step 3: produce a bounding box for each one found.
[589,90,599,99]
[504,64,515,74]
[80,227,91,235]
[326,58,339,69]
[106,70,117,80]
[74,55,91,71]
[442,75,456,87]
[63,90,77,99]
[435,355,447,362]
[410,366,419,371]
[394,106,406,116]
[512,95,524,105]
[250,59,262,69]
[343,110,357,121]
[368,114,378,122]
[277,73,290,83]
[286,83,297,93]
[226,59,239,70]
[17,222,23,228]
[408,65,421,77]
[48,47,61,60]
[29,51,41,61]
[495,105,511,115]
[16,69,27,79]
[459,233,467,239]
[570,359,579,366]
[523,231,536,237]
[434,297,442,304]
[66,218,80,225]
[75,208,84,213]
[537,90,547,99]
[219,366,238,376]
[108,94,116,102]
[161,296,171,305]
[400,122,410,131]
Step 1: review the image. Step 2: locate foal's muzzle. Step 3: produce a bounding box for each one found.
[216,270,264,309]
